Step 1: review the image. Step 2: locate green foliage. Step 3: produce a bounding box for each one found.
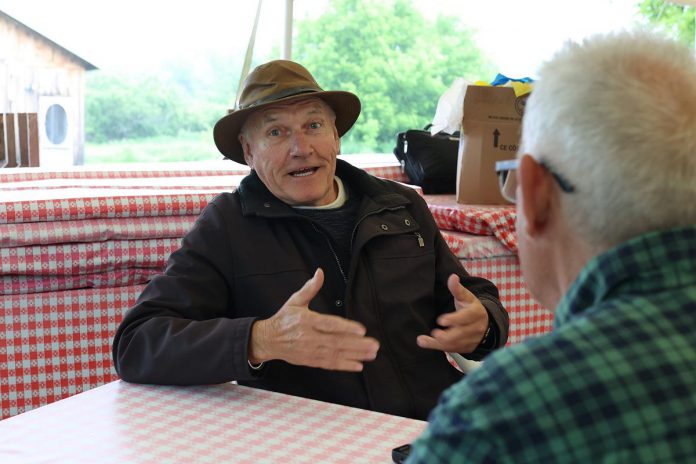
[87,73,189,142]
[85,0,493,157]
[293,0,494,153]
[639,0,695,48]
[85,54,241,144]
[84,131,222,164]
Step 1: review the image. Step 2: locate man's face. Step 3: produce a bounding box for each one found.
[238,98,341,207]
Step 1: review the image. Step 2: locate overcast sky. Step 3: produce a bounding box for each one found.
[2,0,642,77]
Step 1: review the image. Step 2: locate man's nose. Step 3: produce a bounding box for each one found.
[289,131,312,156]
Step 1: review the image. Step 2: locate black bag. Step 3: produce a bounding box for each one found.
[393,126,459,194]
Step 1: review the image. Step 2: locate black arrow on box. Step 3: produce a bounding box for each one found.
[493,129,500,147]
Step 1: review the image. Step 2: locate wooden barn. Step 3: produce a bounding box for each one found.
[0,9,96,167]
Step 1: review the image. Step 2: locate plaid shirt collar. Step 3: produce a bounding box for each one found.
[554,225,696,328]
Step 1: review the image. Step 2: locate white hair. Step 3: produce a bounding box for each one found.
[521,30,696,247]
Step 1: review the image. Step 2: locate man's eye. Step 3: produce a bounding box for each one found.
[268,128,281,137]
[309,122,322,130]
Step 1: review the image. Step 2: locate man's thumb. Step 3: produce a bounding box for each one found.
[288,268,324,307]
[447,273,474,304]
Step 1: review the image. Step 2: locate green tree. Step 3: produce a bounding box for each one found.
[293,0,494,153]
[85,53,255,144]
[639,0,695,48]
[86,72,190,142]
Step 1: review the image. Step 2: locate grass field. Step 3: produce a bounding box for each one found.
[83,131,225,165]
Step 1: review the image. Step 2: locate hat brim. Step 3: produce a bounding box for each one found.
[213,90,361,165]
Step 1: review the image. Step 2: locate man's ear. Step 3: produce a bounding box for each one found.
[238,133,254,168]
[518,154,553,236]
[332,124,341,153]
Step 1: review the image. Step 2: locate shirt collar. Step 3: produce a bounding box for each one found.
[554,225,696,328]
[293,176,347,210]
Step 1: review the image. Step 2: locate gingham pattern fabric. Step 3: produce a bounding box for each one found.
[0,381,427,463]
[0,215,198,247]
[424,194,517,251]
[0,167,249,183]
[0,231,550,420]
[0,193,217,225]
[0,285,145,420]
[0,239,178,295]
[441,230,552,345]
[0,163,407,185]
[0,238,178,276]
[440,230,510,260]
[0,269,161,296]
[465,255,552,345]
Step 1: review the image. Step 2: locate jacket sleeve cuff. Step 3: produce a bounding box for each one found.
[462,297,508,361]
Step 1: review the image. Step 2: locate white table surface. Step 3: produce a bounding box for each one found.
[0,380,427,463]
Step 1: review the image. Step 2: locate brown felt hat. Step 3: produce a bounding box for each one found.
[213,60,361,164]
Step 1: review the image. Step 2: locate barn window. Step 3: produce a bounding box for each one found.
[45,103,68,145]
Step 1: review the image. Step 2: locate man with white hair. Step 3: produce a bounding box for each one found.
[407,30,696,461]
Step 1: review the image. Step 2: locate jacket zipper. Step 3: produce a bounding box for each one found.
[310,223,347,283]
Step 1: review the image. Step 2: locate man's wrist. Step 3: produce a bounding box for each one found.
[249,319,270,364]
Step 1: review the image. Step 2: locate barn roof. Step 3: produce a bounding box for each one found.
[0,9,98,71]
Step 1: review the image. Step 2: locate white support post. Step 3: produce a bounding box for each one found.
[283,0,293,59]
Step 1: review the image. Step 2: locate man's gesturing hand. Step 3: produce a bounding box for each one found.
[416,274,490,354]
[249,268,380,372]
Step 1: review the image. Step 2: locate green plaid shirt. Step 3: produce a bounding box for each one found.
[408,226,696,463]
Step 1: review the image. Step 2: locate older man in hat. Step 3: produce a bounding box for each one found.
[112,60,508,420]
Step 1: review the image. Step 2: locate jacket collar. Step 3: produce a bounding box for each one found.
[237,158,411,217]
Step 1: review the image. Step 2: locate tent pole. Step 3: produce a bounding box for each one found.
[283,0,293,59]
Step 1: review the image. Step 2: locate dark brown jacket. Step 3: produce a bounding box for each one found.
[113,160,508,420]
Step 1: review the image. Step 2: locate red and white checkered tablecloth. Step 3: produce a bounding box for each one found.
[0,158,407,182]
[0,215,198,247]
[0,381,426,463]
[0,161,407,185]
[0,166,408,226]
[441,230,552,346]
[0,192,217,225]
[0,238,177,294]
[0,285,145,420]
[424,194,517,251]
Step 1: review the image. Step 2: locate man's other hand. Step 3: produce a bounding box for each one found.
[249,268,380,371]
[416,274,490,354]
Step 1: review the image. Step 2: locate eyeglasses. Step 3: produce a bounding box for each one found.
[495,158,576,203]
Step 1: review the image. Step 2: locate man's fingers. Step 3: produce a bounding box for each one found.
[417,325,481,353]
[447,274,475,305]
[312,338,380,362]
[436,304,481,327]
[286,268,325,308]
[310,331,380,358]
[297,333,380,372]
[315,313,368,336]
[416,334,442,351]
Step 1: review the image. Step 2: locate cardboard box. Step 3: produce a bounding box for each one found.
[456,85,529,204]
